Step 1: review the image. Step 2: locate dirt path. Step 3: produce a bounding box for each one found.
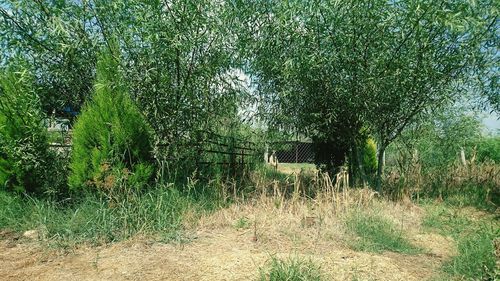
[0,226,451,281]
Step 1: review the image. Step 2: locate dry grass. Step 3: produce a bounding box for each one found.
[0,169,474,281]
[0,192,447,281]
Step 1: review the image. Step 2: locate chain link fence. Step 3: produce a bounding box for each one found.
[268,141,315,163]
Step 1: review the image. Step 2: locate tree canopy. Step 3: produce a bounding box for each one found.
[1,0,497,190]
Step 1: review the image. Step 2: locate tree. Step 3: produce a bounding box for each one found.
[0,66,51,193]
[0,1,97,113]
[1,0,251,179]
[236,0,498,190]
[69,50,153,193]
[363,0,498,191]
[392,105,483,173]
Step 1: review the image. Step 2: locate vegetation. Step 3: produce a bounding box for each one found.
[0,67,62,195]
[0,1,498,280]
[259,257,323,281]
[345,211,421,254]
[69,52,153,193]
[422,203,499,280]
[476,136,500,163]
[236,0,497,188]
[0,185,223,245]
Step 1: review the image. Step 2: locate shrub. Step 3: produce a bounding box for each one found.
[476,136,500,163]
[363,138,378,176]
[0,68,55,194]
[69,52,153,194]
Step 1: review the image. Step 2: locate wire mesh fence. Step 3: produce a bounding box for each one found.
[269,141,315,163]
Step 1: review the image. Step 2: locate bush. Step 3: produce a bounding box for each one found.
[476,136,500,163]
[69,52,153,194]
[363,138,378,176]
[0,68,56,194]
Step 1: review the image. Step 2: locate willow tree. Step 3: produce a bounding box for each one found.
[237,0,498,190]
[1,0,251,178]
[0,1,97,113]
[364,0,498,190]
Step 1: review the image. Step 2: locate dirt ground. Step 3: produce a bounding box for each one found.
[0,197,456,281]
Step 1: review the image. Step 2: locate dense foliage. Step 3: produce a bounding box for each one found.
[0,0,498,195]
[234,0,498,189]
[476,136,500,163]
[69,52,153,193]
[0,68,55,194]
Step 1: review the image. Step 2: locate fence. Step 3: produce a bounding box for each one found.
[269,141,315,163]
[157,131,259,177]
[50,130,259,177]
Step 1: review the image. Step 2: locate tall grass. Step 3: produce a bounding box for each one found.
[385,161,499,210]
[0,185,222,245]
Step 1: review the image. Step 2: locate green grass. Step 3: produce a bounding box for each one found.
[234,217,250,229]
[444,227,498,280]
[0,186,221,246]
[278,163,316,171]
[259,256,323,281]
[422,203,499,280]
[345,211,421,254]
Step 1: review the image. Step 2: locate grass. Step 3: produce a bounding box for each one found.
[345,211,421,254]
[422,202,499,280]
[278,163,316,170]
[444,227,498,280]
[234,217,250,229]
[0,186,221,246]
[259,256,323,281]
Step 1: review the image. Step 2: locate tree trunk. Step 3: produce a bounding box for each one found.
[376,144,386,193]
[348,148,355,187]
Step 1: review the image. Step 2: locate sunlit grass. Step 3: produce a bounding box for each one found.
[422,203,499,280]
[259,256,323,281]
[345,211,421,254]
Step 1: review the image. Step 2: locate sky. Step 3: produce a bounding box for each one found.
[482,111,500,134]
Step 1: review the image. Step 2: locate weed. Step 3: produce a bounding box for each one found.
[345,211,421,254]
[444,226,498,280]
[421,203,471,237]
[259,256,323,281]
[234,217,250,229]
[0,186,218,245]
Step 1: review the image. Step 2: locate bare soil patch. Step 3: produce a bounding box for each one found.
[0,229,446,281]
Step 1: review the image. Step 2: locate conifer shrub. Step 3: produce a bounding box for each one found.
[363,138,378,176]
[69,53,153,194]
[0,68,56,194]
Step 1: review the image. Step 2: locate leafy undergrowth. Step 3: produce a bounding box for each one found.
[259,256,324,281]
[422,202,499,280]
[345,211,422,254]
[0,187,222,247]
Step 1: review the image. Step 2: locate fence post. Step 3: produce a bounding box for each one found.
[264,144,269,163]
